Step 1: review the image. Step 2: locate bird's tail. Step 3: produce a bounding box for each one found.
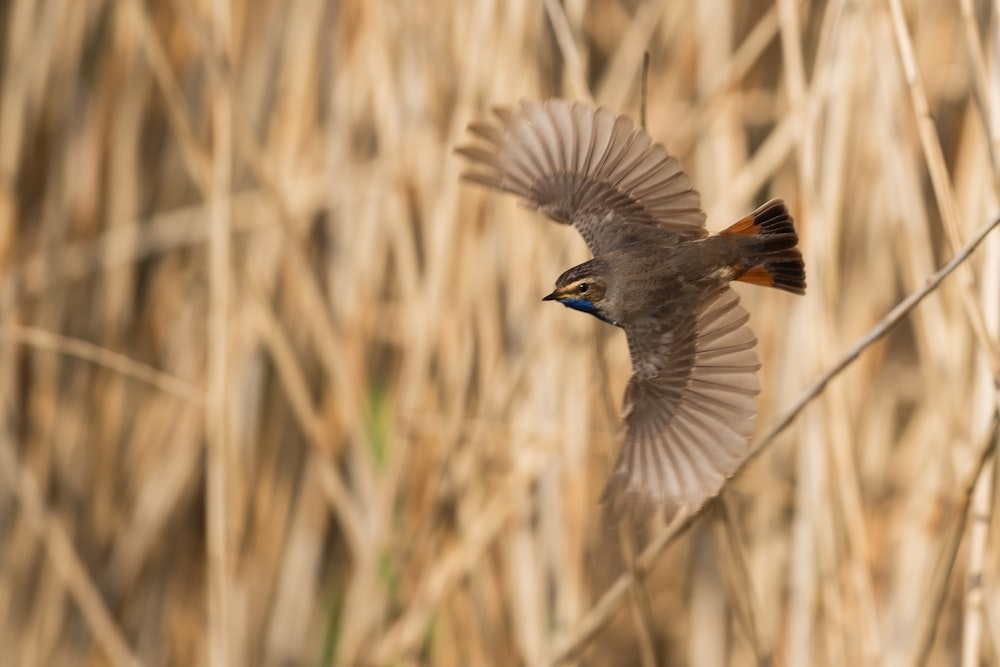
[720,199,806,295]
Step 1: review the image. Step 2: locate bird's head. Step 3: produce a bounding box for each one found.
[542,261,618,326]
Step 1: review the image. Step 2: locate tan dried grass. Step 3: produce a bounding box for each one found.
[1,0,998,665]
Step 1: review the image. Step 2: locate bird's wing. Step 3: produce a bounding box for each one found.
[456,99,707,256]
[603,287,760,521]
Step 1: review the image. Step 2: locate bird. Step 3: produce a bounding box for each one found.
[456,99,805,520]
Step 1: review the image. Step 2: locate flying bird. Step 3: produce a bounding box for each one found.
[456,99,805,519]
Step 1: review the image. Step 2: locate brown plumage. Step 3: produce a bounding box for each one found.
[456,99,805,520]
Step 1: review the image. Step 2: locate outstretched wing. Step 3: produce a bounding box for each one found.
[456,99,707,256]
[602,288,761,520]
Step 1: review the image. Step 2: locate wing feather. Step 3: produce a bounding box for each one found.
[456,99,707,255]
[603,288,760,520]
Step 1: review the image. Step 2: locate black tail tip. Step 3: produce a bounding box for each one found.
[751,198,797,237]
[755,200,806,294]
[763,257,807,294]
[720,198,797,239]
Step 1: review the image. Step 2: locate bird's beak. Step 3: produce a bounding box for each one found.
[542,290,559,302]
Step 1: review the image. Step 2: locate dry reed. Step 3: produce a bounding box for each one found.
[1,0,999,665]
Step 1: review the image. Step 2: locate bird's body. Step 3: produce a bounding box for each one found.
[457,99,805,519]
[554,244,702,327]
[551,214,801,325]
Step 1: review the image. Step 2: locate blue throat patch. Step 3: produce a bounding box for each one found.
[560,297,599,316]
[556,297,617,326]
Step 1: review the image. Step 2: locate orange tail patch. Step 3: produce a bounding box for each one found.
[720,214,759,236]
[735,265,775,287]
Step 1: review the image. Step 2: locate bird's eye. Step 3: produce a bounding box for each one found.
[577,283,588,293]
